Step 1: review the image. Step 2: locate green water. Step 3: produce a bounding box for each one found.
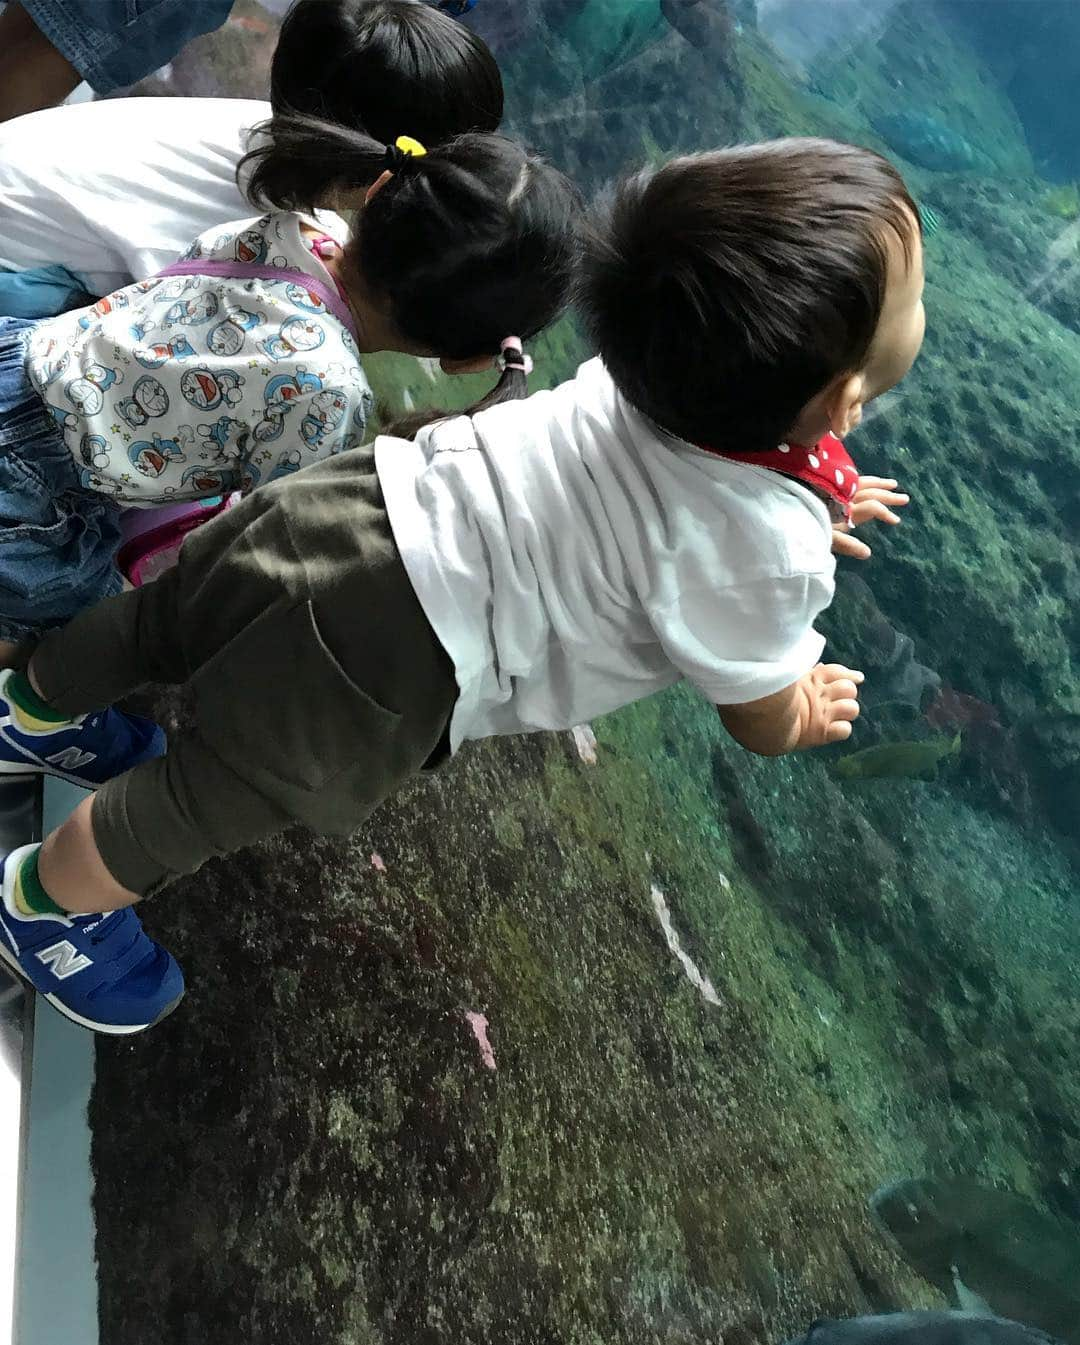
[93,3,1080,1342]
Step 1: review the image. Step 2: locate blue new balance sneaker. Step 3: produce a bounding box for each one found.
[0,668,165,788]
[0,845,184,1034]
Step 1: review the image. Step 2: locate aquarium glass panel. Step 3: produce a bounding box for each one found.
[70,2,1080,1341]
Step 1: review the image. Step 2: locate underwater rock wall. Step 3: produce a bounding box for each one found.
[87,3,1080,1342]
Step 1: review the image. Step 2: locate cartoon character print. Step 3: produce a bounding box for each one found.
[179,240,205,262]
[235,229,268,265]
[257,316,325,362]
[238,460,261,493]
[207,303,264,357]
[130,427,195,479]
[178,463,253,497]
[252,369,323,444]
[79,434,109,470]
[64,362,123,416]
[269,449,303,481]
[158,277,198,301]
[80,468,124,496]
[46,404,78,440]
[117,375,169,429]
[198,416,245,459]
[180,367,244,412]
[132,278,163,295]
[284,283,327,313]
[77,292,130,330]
[163,292,220,328]
[129,319,154,343]
[330,431,363,457]
[134,336,196,369]
[299,389,348,452]
[340,327,359,361]
[36,342,70,389]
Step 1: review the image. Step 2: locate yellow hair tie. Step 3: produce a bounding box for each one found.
[395,135,427,158]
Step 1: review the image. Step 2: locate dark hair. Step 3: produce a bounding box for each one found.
[242,118,580,429]
[578,138,920,452]
[270,0,502,141]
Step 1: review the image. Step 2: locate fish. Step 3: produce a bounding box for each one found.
[925,686,1000,732]
[871,113,990,174]
[869,1177,1080,1343]
[784,1311,1065,1345]
[437,0,478,14]
[833,733,961,781]
[660,0,733,51]
[919,203,942,238]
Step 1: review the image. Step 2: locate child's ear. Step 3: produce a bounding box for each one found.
[440,355,493,376]
[825,373,866,437]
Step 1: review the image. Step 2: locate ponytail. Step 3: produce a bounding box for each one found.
[383,339,533,439]
[242,120,580,440]
[240,114,409,213]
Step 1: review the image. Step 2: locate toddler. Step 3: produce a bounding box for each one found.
[0,138,919,1035]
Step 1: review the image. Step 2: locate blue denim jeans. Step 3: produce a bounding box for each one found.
[0,318,122,642]
[19,0,235,93]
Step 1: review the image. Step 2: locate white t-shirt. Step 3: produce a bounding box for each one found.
[0,98,272,295]
[374,358,836,750]
[26,212,372,505]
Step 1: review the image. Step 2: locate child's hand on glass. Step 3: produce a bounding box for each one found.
[832,476,910,560]
[717,662,863,756]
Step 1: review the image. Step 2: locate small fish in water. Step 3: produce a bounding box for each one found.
[834,733,961,781]
[784,1311,1064,1345]
[871,112,990,174]
[925,685,999,731]
[438,0,478,14]
[919,203,942,238]
[870,1177,1080,1343]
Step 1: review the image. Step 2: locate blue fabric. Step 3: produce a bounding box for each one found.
[19,0,235,94]
[0,265,95,320]
[0,317,123,641]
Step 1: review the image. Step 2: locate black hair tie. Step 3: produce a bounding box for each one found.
[383,136,427,173]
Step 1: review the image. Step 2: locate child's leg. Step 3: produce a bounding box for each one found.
[38,729,291,914]
[38,794,133,912]
[0,4,80,122]
[28,566,188,714]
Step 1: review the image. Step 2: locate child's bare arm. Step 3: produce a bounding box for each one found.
[717,663,863,756]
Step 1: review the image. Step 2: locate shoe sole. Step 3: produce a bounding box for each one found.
[0,935,184,1036]
[0,754,110,792]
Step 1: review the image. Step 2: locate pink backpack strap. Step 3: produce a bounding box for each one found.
[157,258,357,339]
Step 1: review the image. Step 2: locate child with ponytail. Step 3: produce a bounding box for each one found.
[0,139,920,1042]
[0,122,577,667]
